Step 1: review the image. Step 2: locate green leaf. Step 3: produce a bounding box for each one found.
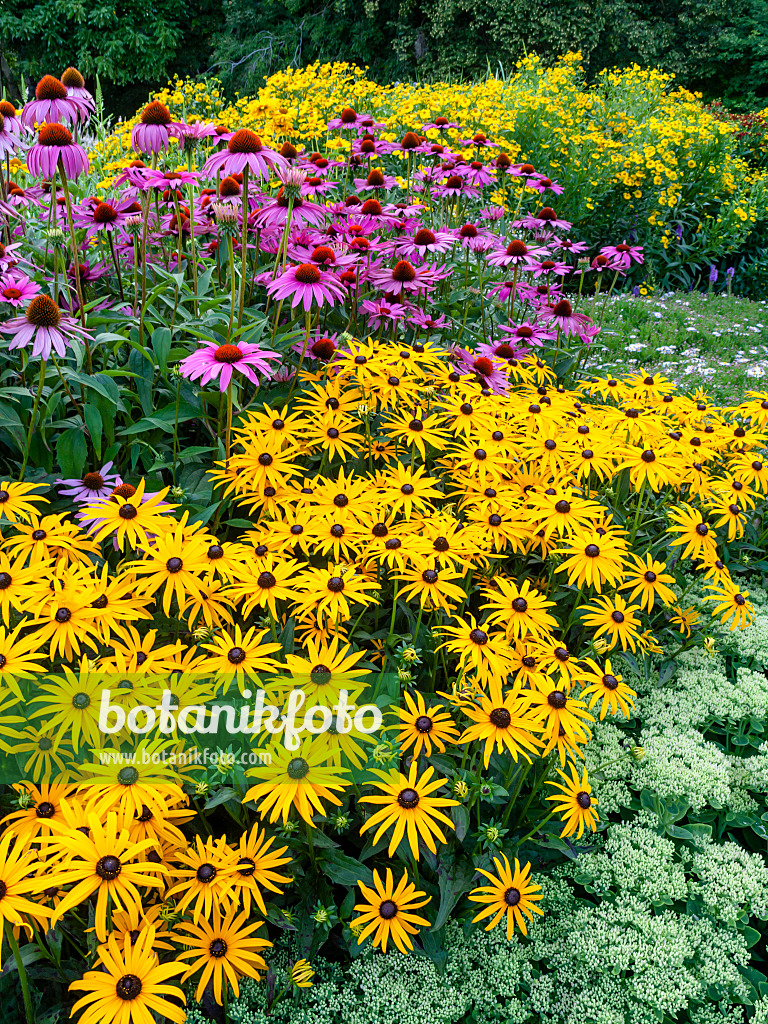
[203,787,238,810]
[83,404,103,460]
[320,849,374,888]
[432,858,475,931]
[71,372,120,407]
[152,326,172,373]
[56,428,87,479]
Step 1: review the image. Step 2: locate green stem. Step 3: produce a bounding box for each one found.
[237,165,249,327]
[6,922,34,1024]
[20,361,46,481]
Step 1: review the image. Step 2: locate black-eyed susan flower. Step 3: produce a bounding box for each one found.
[291,565,378,625]
[224,555,302,618]
[580,595,642,652]
[555,528,627,593]
[527,685,593,753]
[619,552,677,611]
[577,657,637,719]
[0,481,48,524]
[43,811,167,940]
[437,614,516,686]
[619,443,683,492]
[203,624,282,690]
[359,762,457,859]
[469,854,543,938]
[175,905,272,1004]
[480,577,559,640]
[396,689,459,757]
[130,513,211,615]
[1,781,77,849]
[31,666,106,752]
[378,464,441,519]
[164,834,238,923]
[458,679,543,767]
[243,738,350,826]
[395,561,466,611]
[668,503,718,561]
[704,578,755,630]
[80,479,175,550]
[283,634,369,700]
[69,926,186,1024]
[350,868,430,953]
[231,823,292,916]
[545,764,599,838]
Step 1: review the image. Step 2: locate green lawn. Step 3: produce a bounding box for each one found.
[588,292,768,403]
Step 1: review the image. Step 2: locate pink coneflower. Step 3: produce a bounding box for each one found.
[497,321,555,347]
[589,254,613,274]
[485,238,546,269]
[57,461,119,503]
[409,308,448,332]
[21,75,90,127]
[68,260,110,285]
[579,324,602,346]
[302,175,337,197]
[327,107,384,131]
[359,298,408,328]
[353,168,399,191]
[460,132,497,148]
[459,161,495,187]
[0,100,25,140]
[292,331,339,361]
[1,294,90,359]
[370,259,435,296]
[203,128,285,181]
[255,194,326,231]
[0,114,18,158]
[0,272,41,307]
[286,242,357,269]
[476,339,531,361]
[530,258,571,279]
[452,350,509,393]
[480,205,505,222]
[0,242,24,273]
[554,237,589,257]
[266,263,347,311]
[529,175,564,195]
[26,123,89,180]
[179,119,220,143]
[179,341,280,391]
[433,173,479,199]
[60,68,95,112]
[141,167,200,190]
[539,298,592,337]
[516,207,572,232]
[517,281,564,307]
[351,137,392,158]
[73,198,130,234]
[422,117,462,132]
[389,227,456,258]
[0,183,44,217]
[131,101,186,155]
[599,241,644,268]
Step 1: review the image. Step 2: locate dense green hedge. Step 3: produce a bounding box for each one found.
[3,0,768,115]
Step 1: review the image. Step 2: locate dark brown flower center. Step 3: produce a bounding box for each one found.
[36,75,67,101]
[140,101,172,126]
[397,788,420,808]
[228,129,263,153]
[96,855,121,880]
[490,707,511,728]
[115,974,142,1000]
[26,294,62,328]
